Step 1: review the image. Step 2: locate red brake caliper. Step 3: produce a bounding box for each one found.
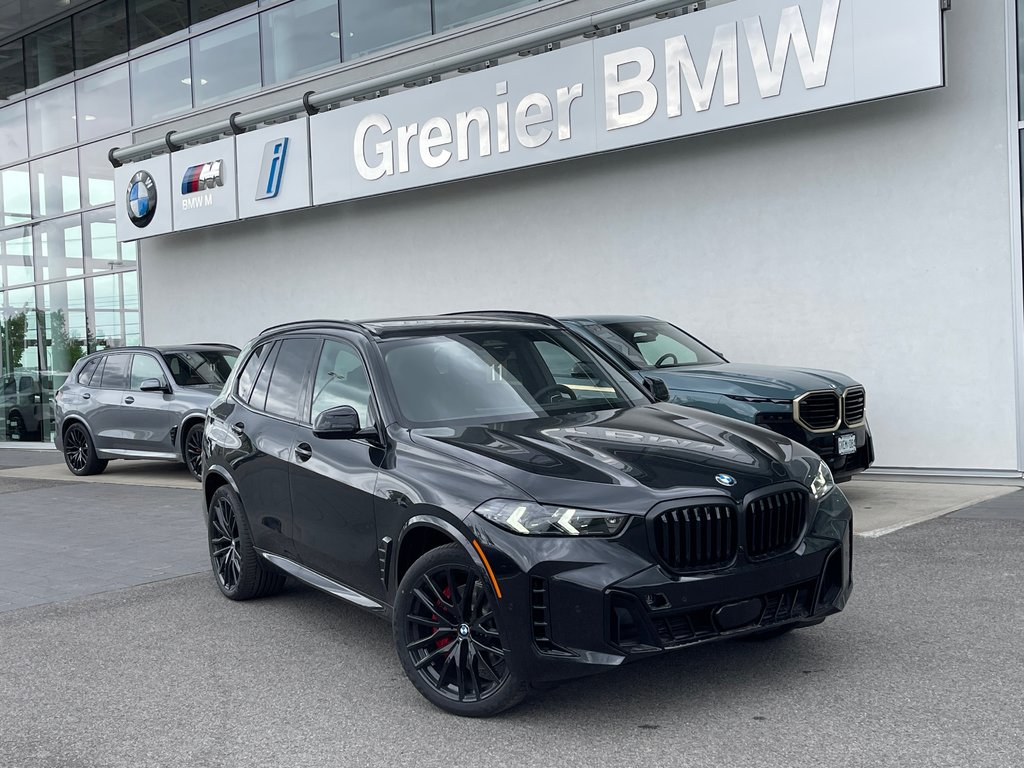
[433,585,453,649]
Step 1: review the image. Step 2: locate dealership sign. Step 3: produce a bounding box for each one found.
[115,0,944,242]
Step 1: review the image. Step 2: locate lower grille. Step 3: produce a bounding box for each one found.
[843,387,866,425]
[794,390,841,431]
[531,576,571,655]
[652,504,738,571]
[746,489,807,559]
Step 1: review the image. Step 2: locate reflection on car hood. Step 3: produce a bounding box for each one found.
[649,363,860,399]
[410,404,817,513]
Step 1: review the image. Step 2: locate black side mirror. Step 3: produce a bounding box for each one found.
[313,405,362,439]
[643,376,671,403]
[569,361,600,379]
[140,377,170,394]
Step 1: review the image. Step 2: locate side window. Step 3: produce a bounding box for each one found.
[532,340,616,401]
[311,340,372,427]
[77,358,100,386]
[236,343,271,402]
[130,354,166,391]
[265,338,318,420]
[2,377,15,395]
[97,354,130,389]
[634,332,698,365]
[248,343,279,412]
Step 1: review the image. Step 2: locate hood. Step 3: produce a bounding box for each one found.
[410,404,819,514]
[648,363,860,399]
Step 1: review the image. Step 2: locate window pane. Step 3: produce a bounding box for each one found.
[74,0,129,71]
[24,19,74,89]
[129,0,188,47]
[311,339,370,426]
[75,65,130,142]
[34,214,84,282]
[0,40,25,100]
[265,337,317,419]
[130,42,192,125]
[83,207,135,271]
[192,17,260,107]
[0,285,39,441]
[433,0,533,31]
[262,0,339,85]
[98,352,130,388]
[130,353,164,389]
[236,342,270,401]
[1,164,31,226]
[248,341,277,410]
[0,226,33,287]
[80,134,130,208]
[27,84,77,154]
[77,357,100,386]
[39,280,87,439]
[92,270,140,349]
[0,101,27,163]
[190,0,254,25]
[31,149,80,218]
[341,0,430,59]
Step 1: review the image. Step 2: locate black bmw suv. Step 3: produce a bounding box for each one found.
[203,314,853,716]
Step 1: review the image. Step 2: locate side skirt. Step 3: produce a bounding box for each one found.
[257,550,389,615]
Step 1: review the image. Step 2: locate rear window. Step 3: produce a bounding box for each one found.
[77,358,101,386]
[264,338,318,419]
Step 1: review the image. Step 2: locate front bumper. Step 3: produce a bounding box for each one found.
[755,414,874,481]
[470,487,853,684]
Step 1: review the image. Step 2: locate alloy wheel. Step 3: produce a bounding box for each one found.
[404,565,508,703]
[64,426,90,472]
[210,496,242,591]
[185,426,204,479]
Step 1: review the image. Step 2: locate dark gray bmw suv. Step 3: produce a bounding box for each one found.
[55,344,238,480]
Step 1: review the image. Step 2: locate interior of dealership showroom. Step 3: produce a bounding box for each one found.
[0,0,1022,481]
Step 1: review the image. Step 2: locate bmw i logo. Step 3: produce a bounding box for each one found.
[715,473,737,487]
[126,170,157,228]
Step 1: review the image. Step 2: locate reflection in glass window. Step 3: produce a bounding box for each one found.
[1,165,31,226]
[27,84,77,155]
[74,0,129,71]
[40,279,88,412]
[0,226,33,287]
[130,353,165,389]
[130,0,189,47]
[24,19,74,89]
[264,337,317,419]
[79,135,130,208]
[75,65,131,143]
[34,214,84,282]
[311,339,370,425]
[433,0,534,31]
[83,208,136,271]
[130,43,192,126]
[0,285,39,438]
[0,40,25,100]
[190,0,255,25]
[31,149,81,218]
[0,102,28,164]
[92,270,141,349]
[192,18,260,107]
[262,0,340,85]
[341,0,430,59]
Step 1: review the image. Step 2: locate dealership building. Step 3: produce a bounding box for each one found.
[0,0,1022,480]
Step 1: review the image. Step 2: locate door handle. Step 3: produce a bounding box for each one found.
[231,422,245,435]
[295,442,313,463]
[124,396,135,404]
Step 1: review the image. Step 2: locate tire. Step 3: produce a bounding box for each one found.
[183,421,205,482]
[393,543,529,717]
[207,484,285,600]
[62,423,108,476]
[7,412,26,441]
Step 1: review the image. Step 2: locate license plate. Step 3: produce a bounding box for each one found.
[837,433,857,456]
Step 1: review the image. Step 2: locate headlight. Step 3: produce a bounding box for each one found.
[809,459,835,499]
[474,499,628,536]
[726,395,792,404]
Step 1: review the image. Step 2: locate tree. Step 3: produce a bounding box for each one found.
[0,311,28,374]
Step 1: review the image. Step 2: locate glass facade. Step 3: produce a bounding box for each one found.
[0,0,549,442]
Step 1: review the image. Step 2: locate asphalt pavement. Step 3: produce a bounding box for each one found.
[0,449,1022,767]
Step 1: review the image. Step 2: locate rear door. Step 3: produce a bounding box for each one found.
[120,353,178,456]
[88,353,131,450]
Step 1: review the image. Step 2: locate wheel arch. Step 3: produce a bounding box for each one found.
[393,515,483,595]
[177,412,207,460]
[203,465,240,510]
[60,414,96,442]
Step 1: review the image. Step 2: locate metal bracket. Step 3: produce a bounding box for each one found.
[584,22,629,38]
[403,75,441,88]
[940,0,951,9]
[302,90,319,116]
[107,147,122,169]
[228,111,245,135]
[164,130,180,153]
[518,41,560,57]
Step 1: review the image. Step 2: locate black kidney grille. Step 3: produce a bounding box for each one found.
[843,387,866,425]
[796,391,841,430]
[746,490,807,559]
[653,504,738,571]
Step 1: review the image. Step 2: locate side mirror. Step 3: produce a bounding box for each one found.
[313,405,362,439]
[140,377,170,393]
[569,361,600,380]
[643,376,671,403]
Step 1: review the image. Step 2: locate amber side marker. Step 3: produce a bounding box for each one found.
[472,540,502,600]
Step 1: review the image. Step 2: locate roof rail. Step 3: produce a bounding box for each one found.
[444,310,566,327]
[259,318,376,338]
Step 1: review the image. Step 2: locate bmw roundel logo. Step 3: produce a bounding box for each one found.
[715,473,737,487]
[126,170,157,228]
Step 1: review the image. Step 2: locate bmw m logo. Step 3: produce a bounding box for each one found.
[126,171,157,228]
[181,160,223,194]
[715,473,737,487]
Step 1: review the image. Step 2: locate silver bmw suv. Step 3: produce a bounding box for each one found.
[54,344,238,481]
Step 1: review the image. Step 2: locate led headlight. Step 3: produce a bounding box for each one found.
[475,499,628,537]
[810,459,835,500]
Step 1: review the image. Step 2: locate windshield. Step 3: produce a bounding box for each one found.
[585,321,724,369]
[382,328,647,427]
[162,350,237,387]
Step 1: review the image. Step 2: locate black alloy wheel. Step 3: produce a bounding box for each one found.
[394,544,529,716]
[62,423,108,476]
[206,485,285,600]
[184,422,204,482]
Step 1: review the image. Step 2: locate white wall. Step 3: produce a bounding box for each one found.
[141,2,1021,473]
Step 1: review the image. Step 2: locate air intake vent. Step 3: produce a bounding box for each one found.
[652,504,738,571]
[794,390,841,432]
[530,576,572,655]
[842,387,866,426]
[745,490,807,559]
